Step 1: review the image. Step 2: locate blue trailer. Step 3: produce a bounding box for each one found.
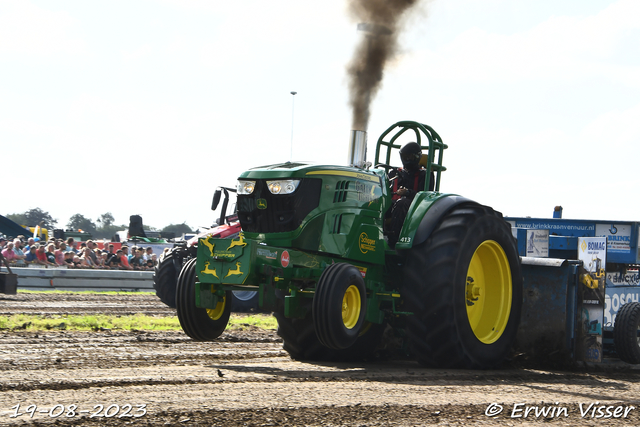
[507,208,640,365]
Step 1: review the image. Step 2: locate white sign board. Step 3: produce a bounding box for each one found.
[604,288,640,327]
[526,229,548,258]
[577,237,607,363]
[578,237,607,273]
[606,271,640,287]
[595,223,631,254]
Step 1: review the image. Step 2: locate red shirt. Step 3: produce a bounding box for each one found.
[120,255,131,267]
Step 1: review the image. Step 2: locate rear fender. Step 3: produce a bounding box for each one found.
[395,194,475,250]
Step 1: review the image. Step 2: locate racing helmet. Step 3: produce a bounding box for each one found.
[399,142,422,172]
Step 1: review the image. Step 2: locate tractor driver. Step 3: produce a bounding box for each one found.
[386,142,433,248]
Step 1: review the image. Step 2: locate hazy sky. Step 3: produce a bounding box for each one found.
[2,0,638,231]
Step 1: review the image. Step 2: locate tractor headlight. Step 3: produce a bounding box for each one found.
[267,179,300,195]
[237,180,256,195]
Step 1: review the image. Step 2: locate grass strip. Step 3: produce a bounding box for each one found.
[0,313,277,332]
[17,290,150,295]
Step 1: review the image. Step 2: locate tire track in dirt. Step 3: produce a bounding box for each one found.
[2,292,640,426]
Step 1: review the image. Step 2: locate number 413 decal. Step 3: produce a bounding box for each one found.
[399,237,412,243]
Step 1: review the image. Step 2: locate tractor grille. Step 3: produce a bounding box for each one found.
[237,178,322,233]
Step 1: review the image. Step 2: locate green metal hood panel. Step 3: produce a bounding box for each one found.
[239,163,382,183]
[237,163,388,265]
[394,191,460,250]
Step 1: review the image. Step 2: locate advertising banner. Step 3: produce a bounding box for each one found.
[595,223,631,254]
[526,229,549,258]
[577,237,606,363]
[604,287,640,328]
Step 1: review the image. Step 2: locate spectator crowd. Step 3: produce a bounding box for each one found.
[0,235,158,271]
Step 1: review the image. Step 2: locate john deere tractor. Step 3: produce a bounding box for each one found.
[176,121,522,368]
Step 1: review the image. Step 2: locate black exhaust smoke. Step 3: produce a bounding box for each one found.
[347,0,423,132]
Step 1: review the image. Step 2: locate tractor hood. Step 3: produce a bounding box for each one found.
[238,162,382,184]
[235,161,388,263]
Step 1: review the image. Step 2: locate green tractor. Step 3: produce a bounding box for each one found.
[176,120,522,368]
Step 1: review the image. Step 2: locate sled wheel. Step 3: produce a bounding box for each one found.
[403,203,522,368]
[312,263,367,350]
[176,258,231,341]
[275,308,385,362]
[613,302,640,364]
[152,248,184,308]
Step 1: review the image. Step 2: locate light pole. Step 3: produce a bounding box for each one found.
[290,91,297,161]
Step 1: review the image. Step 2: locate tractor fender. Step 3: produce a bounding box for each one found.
[412,195,475,247]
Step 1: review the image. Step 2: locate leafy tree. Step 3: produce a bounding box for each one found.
[161,223,193,237]
[97,212,115,228]
[67,214,97,235]
[6,208,57,228]
[93,212,122,239]
[94,224,126,240]
[5,213,27,226]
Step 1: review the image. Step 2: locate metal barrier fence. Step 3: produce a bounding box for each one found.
[9,267,154,292]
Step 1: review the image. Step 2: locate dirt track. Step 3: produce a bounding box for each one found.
[1,292,640,426]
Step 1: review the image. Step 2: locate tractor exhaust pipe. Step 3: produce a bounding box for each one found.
[348,129,367,168]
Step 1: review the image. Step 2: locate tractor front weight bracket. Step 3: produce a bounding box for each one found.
[260,264,287,311]
[284,287,309,319]
[194,282,223,310]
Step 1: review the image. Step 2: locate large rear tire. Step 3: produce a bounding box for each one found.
[152,248,183,308]
[176,258,231,341]
[403,203,522,369]
[613,302,640,364]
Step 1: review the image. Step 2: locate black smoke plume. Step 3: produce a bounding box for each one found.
[347,0,422,131]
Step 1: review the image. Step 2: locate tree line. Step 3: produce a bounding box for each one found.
[5,208,193,240]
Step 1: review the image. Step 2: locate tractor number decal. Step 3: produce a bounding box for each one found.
[281,250,290,268]
[257,199,267,209]
[359,232,376,254]
[224,262,244,278]
[200,261,219,278]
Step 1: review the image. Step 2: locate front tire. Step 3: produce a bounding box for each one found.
[403,203,522,369]
[276,298,385,362]
[176,258,231,341]
[313,263,367,350]
[613,302,640,364]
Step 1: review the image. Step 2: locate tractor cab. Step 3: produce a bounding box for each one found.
[371,122,448,247]
[373,121,448,194]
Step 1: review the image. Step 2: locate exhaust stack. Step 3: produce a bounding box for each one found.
[348,130,367,168]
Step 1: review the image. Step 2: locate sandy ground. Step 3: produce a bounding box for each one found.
[1,292,640,426]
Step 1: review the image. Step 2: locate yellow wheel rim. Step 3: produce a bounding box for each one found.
[342,285,361,329]
[206,296,226,321]
[465,240,512,344]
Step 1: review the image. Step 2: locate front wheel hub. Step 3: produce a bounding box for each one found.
[342,285,362,330]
